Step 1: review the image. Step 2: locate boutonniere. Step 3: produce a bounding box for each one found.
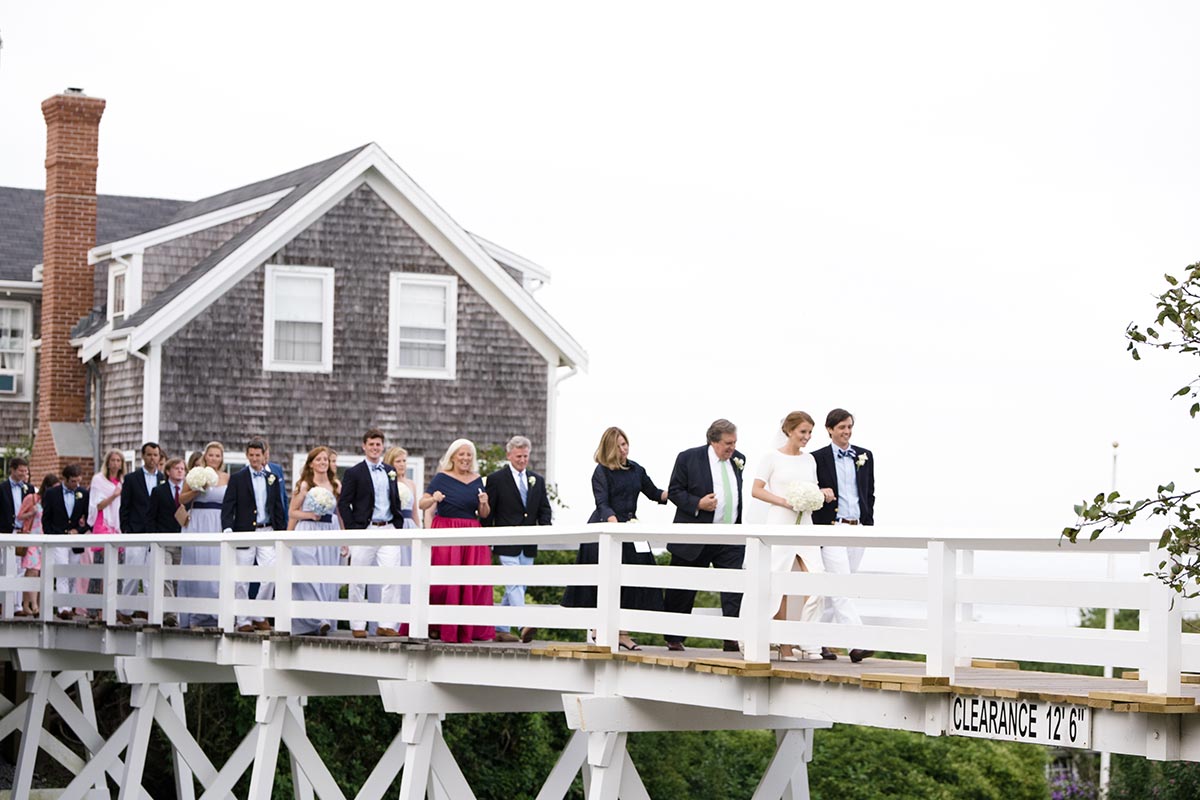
[856,453,868,468]
[157,477,166,485]
[528,476,537,488]
[732,457,745,471]
[267,474,276,486]
[74,491,83,500]
[388,470,397,481]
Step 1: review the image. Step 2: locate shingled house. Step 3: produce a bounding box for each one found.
[2,90,586,489]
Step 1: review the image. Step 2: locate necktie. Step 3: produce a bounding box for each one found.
[720,460,734,524]
[518,471,528,506]
[173,484,180,507]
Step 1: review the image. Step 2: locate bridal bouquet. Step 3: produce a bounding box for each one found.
[303,486,337,516]
[785,481,825,518]
[185,466,220,491]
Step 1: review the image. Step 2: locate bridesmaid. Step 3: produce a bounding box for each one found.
[177,442,230,629]
[417,439,494,643]
[562,426,668,650]
[384,446,421,633]
[16,474,58,617]
[288,446,341,636]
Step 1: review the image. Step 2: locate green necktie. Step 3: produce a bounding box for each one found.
[720,460,734,524]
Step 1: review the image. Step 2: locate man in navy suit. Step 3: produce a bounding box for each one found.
[337,428,408,638]
[222,438,286,632]
[258,436,289,530]
[43,464,90,619]
[485,435,552,643]
[118,442,165,621]
[1,457,32,535]
[812,407,876,662]
[664,419,747,652]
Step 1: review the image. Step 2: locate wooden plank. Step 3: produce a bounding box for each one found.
[970,659,1020,670]
[1121,671,1200,685]
[1089,691,1195,706]
[860,673,949,687]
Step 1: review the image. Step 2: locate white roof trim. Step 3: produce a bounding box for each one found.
[0,280,40,294]
[88,188,293,265]
[115,143,587,371]
[73,320,113,361]
[469,234,552,285]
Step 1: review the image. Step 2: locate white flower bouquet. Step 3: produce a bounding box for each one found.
[185,466,220,491]
[785,481,825,519]
[303,486,337,516]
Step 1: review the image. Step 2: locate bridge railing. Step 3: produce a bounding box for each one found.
[0,525,1187,692]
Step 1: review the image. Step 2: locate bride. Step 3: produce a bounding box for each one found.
[750,411,835,661]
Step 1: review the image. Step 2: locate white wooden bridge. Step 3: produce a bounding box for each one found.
[1,524,1197,799]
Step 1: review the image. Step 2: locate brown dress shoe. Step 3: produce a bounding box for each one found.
[849,649,875,663]
[236,624,255,633]
[116,612,133,625]
[252,620,272,631]
[351,629,368,639]
[520,626,537,643]
[376,627,400,637]
[163,614,178,628]
[821,647,838,661]
[667,641,686,652]
[57,609,75,621]
[318,622,331,637]
[723,640,741,653]
[495,631,520,643]
[132,611,148,620]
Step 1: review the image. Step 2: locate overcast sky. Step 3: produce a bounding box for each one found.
[2,2,1198,535]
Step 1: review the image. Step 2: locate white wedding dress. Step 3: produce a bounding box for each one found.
[754,449,826,657]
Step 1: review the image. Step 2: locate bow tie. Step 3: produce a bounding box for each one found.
[252,471,267,479]
[370,464,385,472]
[836,448,856,459]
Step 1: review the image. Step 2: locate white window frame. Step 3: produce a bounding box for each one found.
[387,272,457,380]
[0,301,33,401]
[262,264,335,374]
[107,263,128,322]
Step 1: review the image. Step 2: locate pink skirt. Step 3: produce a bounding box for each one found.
[428,516,494,643]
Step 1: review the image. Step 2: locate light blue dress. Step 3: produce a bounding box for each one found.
[292,486,341,634]
[179,484,225,628]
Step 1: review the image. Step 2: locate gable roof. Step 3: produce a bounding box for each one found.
[86,144,587,370]
[0,187,185,282]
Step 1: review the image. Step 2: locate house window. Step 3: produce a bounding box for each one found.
[263,265,334,373]
[388,273,457,380]
[0,303,31,398]
[108,266,127,321]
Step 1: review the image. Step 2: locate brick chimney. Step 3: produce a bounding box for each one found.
[30,89,106,480]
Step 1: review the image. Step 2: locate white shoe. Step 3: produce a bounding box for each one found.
[799,649,825,661]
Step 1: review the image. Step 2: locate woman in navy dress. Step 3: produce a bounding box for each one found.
[562,426,667,650]
[418,438,494,643]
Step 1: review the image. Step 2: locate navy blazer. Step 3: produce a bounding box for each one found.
[0,479,33,533]
[336,460,404,530]
[42,485,91,544]
[119,469,165,534]
[221,466,287,532]
[484,466,552,557]
[268,461,289,528]
[148,481,183,534]
[667,444,746,561]
[812,443,875,526]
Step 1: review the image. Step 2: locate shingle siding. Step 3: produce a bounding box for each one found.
[156,184,548,480]
[97,357,144,453]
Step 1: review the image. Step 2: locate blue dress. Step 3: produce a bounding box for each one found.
[562,461,667,610]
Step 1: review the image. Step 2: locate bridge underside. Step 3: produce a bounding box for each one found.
[2,619,1196,798]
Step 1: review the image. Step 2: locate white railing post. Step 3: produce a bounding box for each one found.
[1143,544,1182,695]
[218,541,237,632]
[595,530,620,652]
[410,538,430,639]
[103,542,118,626]
[955,548,974,667]
[148,542,165,625]
[926,540,956,679]
[40,541,56,622]
[274,539,293,634]
[3,546,13,618]
[742,536,772,664]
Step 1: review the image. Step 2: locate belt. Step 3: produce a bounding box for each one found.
[836,519,860,525]
[314,514,332,524]
[192,501,222,510]
[252,522,274,530]
[399,509,413,520]
[369,520,392,527]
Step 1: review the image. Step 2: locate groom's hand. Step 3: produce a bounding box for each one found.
[698,493,717,513]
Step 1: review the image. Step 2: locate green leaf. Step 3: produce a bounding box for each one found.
[1106,491,1120,503]
[1160,531,1173,548]
[1073,504,1084,516]
[1166,274,1179,286]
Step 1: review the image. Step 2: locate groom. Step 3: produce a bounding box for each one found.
[664,419,746,652]
[812,407,875,662]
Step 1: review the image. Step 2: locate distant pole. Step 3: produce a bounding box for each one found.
[1100,441,1119,794]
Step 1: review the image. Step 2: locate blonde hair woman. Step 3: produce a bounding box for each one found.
[417,438,493,642]
[177,442,231,628]
[561,427,668,650]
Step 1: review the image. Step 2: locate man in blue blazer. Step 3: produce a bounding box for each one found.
[42,464,90,619]
[812,407,876,662]
[222,439,286,632]
[664,419,746,652]
[1,457,32,535]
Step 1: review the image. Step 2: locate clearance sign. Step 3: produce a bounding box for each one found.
[950,694,1091,749]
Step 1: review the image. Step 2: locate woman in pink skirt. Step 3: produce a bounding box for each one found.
[418,439,493,642]
[83,450,125,610]
[16,474,59,616]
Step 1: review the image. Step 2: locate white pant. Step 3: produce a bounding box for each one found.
[50,546,83,613]
[236,544,276,628]
[496,552,534,632]
[820,545,864,626]
[348,541,411,631]
[119,545,177,615]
